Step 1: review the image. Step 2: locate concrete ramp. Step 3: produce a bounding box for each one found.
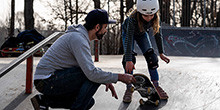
[92,56,220,110]
[0,56,220,110]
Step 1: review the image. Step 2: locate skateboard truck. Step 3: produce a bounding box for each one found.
[140,98,159,106]
[131,86,159,106]
[131,74,160,106]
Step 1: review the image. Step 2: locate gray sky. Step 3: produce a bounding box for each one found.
[0,0,120,29]
[0,0,51,22]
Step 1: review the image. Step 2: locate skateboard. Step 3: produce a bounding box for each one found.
[131,73,160,106]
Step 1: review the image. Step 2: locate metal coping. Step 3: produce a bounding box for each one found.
[161,26,220,31]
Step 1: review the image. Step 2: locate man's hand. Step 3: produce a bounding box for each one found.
[159,53,170,64]
[125,61,135,73]
[118,74,136,84]
[105,83,118,99]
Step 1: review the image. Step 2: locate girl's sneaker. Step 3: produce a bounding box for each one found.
[155,86,169,99]
[123,89,133,103]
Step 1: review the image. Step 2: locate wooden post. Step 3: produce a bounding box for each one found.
[26,55,33,94]
[94,40,99,62]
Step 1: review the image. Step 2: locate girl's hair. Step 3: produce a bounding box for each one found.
[128,9,160,35]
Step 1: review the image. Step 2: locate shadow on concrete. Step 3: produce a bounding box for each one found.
[3,90,31,110]
[118,102,130,110]
[137,99,168,110]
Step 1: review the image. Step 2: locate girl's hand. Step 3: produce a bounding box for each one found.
[118,74,136,84]
[159,53,170,64]
[125,61,135,73]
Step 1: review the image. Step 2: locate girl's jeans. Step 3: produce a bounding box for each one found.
[122,31,159,88]
[34,67,100,110]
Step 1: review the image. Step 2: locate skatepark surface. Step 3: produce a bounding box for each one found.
[0,55,220,110]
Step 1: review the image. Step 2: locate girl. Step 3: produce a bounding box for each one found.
[121,0,170,103]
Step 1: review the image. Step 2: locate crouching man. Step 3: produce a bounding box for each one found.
[31,9,136,110]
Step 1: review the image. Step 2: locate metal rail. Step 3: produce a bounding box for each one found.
[0,32,63,93]
[0,32,63,78]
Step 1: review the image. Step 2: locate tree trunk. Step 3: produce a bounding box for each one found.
[120,0,124,24]
[119,0,124,54]
[93,0,100,61]
[24,0,34,30]
[217,8,220,27]
[181,0,191,27]
[76,0,78,24]
[159,0,171,25]
[9,0,15,37]
[69,0,73,24]
[210,0,214,27]
[191,0,197,26]
[125,0,134,13]
[165,1,171,24]
[200,0,206,27]
[93,0,100,9]
[64,0,68,30]
[186,0,191,26]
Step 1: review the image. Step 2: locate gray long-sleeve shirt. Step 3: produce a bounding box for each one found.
[34,24,118,84]
[122,14,164,62]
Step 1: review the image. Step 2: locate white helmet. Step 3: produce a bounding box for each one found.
[137,0,159,15]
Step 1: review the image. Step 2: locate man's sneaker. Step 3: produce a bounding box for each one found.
[31,94,49,110]
[155,86,168,99]
[123,89,133,103]
[86,98,95,110]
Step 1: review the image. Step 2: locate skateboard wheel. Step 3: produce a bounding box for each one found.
[130,86,134,92]
[139,99,145,105]
[155,100,159,106]
[147,87,151,94]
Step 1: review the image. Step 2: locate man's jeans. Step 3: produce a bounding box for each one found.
[34,67,100,110]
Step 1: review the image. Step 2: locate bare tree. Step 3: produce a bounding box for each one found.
[181,0,191,27]
[76,0,79,24]
[93,0,100,9]
[47,0,89,31]
[119,0,124,54]
[190,0,219,27]
[69,0,73,24]
[92,0,100,61]
[24,0,34,30]
[64,0,68,30]
[120,0,124,24]
[101,1,122,55]
[217,8,220,27]
[159,0,171,24]
[9,0,15,37]
[15,12,24,30]
[162,0,219,27]
[125,0,134,13]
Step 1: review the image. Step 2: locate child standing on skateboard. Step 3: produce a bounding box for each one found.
[122,0,170,103]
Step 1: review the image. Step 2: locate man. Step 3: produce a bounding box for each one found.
[31,9,136,110]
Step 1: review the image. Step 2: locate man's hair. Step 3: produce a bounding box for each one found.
[83,23,97,31]
[83,23,103,31]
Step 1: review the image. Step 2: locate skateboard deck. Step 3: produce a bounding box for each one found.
[131,73,160,106]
